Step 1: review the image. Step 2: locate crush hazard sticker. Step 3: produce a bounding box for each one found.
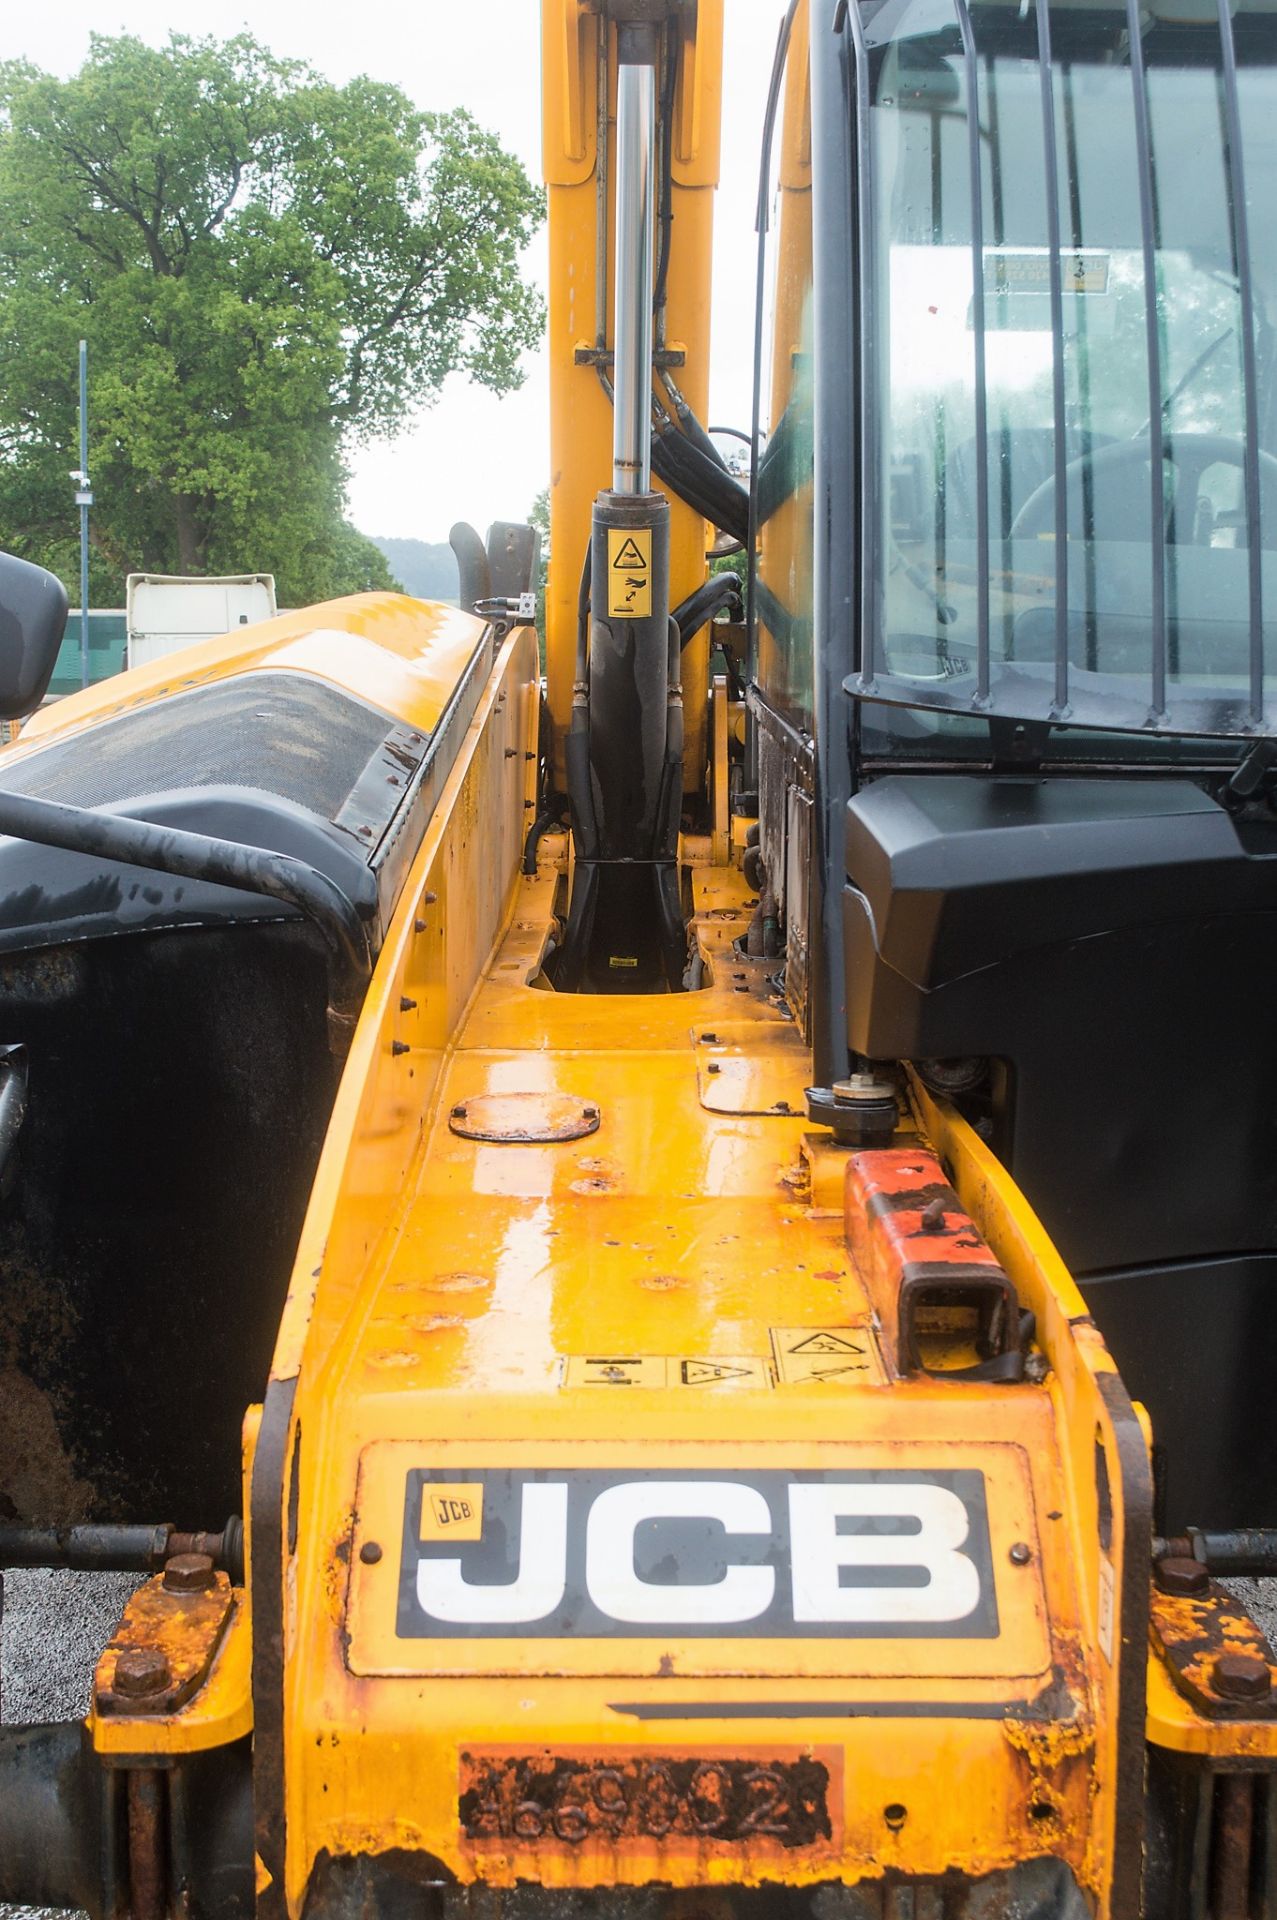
[394,1467,997,1639]
[459,1746,841,1855]
[607,526,652,617]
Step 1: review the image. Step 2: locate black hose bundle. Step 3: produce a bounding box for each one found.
[672,573,744,649]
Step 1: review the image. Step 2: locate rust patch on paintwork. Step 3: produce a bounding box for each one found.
[423,1272,491,1294]
[570,1175,614,1195]
[1150,1578,1277,1718]
[777,1161,811,1199]
[94,1570,234,1716]
[458,1748,839,1855]
[1001,1672,1095,1845]
[639,1273,687,1292]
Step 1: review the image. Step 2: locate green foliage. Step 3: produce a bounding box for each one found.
[0,33,544,606]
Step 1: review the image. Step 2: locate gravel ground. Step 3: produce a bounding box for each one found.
[1,1570,142,1920]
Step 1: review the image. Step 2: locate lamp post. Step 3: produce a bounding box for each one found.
[69,340,92,690]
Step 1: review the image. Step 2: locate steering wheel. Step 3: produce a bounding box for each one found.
[1008,432,1277,544]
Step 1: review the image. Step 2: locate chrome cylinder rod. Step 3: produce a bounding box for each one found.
[612,50,656,494]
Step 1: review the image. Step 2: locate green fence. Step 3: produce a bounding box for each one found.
[52,611,127,696]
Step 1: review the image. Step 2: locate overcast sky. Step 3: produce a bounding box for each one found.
[1,3,784,546]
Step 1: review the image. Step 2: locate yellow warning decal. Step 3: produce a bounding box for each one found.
[419,1483,485,1541]
[771,1326,886,1386]
[607,526,652,618]
[562,1355,770,1389]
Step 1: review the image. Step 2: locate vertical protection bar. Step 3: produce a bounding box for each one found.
[78,340,89,692]
[1216,0,1265,726]
[1034,0,1071,715]
[954,0,991,700]
[844,0,880,690]
[1124,0,1169,720]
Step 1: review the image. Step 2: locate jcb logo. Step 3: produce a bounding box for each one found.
[395,1469,997,1639]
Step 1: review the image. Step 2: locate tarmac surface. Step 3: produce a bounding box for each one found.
[4,1567,1277,1919]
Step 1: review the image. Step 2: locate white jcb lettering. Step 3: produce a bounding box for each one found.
[416,1482,567,1624]
[788,1483,980,1623]
[585,1481,775,1624]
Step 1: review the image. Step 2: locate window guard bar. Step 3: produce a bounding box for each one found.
[1034,0,1072,719]
[1217,0,1265,726]
[843,0,879,691]
[953,0,992,706]
[1125,0,1169,723]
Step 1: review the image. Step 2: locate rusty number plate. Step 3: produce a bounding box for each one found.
[460,1749,838,1852]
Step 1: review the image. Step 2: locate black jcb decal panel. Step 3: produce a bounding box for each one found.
[395,1467,998,1639]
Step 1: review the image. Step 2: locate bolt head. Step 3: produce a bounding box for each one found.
[114,1646,172,1698]
[1008,1542,1032,1566]
[360,1540,383,1565]
[163,1551,215,1594]
[1212,1652,1272,1702]
[1155,1555,1209,1598]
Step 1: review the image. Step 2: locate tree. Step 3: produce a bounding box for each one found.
[0,34,544,606]
[528,485,550,657]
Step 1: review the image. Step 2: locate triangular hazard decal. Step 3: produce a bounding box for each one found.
[612,536,647,570]
[681,1360,751,1384]
[789,1331,864,1355]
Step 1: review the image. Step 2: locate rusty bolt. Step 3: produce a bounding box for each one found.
[920,1197,948,1231]
[1213,1653,1271,1702]
[114,1646,172,1698]
[1008,1542,1032,1566]
[1155,1555,1209,1598]
[360,1541,383,1565]
[163,1552,215,1594]
[451,1104,467,1120]
[707,1062,721,1075]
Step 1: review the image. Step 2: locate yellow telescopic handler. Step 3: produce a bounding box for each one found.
[3,3,1277,1917]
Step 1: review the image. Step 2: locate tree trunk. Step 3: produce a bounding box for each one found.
[174,492,207,574]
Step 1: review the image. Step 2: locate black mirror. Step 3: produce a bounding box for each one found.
[0,551,68,719]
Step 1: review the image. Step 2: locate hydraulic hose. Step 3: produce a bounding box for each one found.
[673,574,744,648]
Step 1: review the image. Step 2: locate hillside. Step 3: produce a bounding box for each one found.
[368,536,459,603]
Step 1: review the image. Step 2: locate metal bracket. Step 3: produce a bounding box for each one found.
[473,593,537,625]
[574,345,686,368]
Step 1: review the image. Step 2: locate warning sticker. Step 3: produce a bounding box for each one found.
[565,1356,668,1388]
[607,526,652,618]
[563,1356,770,1389]
[675,1357,771,1389]
[771,1326,886,1387]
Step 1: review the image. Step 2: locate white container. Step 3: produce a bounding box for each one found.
[125,573,277,668]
